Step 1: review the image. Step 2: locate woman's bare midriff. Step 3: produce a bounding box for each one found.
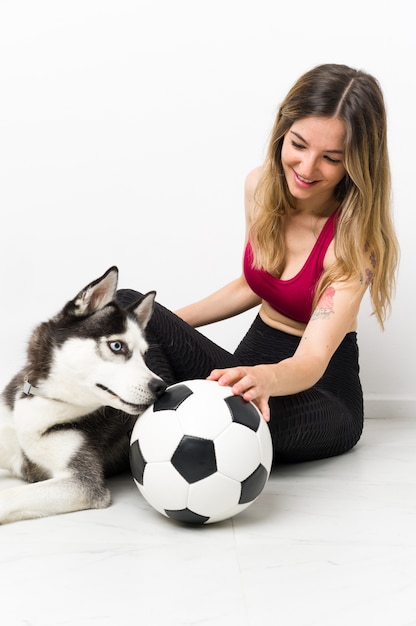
[259,302,306,337]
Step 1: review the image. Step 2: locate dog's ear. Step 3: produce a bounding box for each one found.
[68,267,119,318]
[130,291,156,330]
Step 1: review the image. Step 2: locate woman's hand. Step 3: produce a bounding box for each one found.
[207,365,274,422]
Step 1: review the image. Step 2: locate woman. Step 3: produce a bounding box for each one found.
[118,63,399,463]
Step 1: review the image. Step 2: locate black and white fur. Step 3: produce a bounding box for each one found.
[0,266,166,524]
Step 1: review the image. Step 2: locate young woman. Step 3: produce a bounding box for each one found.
[118,63,399,463]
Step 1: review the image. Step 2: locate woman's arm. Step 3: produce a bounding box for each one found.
[175,275,261,328]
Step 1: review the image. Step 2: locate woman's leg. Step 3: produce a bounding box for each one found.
[267,389,363,462]
[116,289,239,385]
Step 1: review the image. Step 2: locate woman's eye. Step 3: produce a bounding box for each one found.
[291,140,304,149]
[324,155,342,164]
[109,340,124,354]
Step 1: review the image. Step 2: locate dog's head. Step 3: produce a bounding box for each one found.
[26,267,166,414]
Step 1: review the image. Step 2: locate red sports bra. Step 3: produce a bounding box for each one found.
[244,210,339,323]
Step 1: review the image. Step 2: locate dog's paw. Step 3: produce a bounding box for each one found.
[0,480,112,524]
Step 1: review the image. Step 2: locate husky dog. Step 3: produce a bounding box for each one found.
[0,266,166,524]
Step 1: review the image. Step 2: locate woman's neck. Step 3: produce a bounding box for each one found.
[291,195,339,217]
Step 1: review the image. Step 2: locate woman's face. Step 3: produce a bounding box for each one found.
[281,116,347,213]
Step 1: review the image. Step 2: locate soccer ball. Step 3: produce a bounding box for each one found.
[129,379,273,524]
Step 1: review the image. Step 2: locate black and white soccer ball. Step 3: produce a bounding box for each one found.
[129,379,273,524]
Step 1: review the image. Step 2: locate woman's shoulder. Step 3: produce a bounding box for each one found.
[244,166,262,225]
[245,166,262,195]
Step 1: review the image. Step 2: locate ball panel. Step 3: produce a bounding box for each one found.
[224,395,261,431]
[187,473,241,517]
[171,436,217,483]
[215,423,261,480]
[181,379,232,399]
[239,464,269,504]
[153,383,193,411]
[129,439,146,485]
[175,387,232,439]
[164,508,210,524]
[140,463,189,513]
[133,411,184,462]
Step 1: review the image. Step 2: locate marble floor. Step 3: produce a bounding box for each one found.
[1,415,415,626]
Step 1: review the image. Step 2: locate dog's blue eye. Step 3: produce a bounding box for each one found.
[109,341,124,354]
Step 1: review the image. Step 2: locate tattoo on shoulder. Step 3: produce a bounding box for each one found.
[360,243,376,285]
[360,268,374,286]
[311,286,335,321]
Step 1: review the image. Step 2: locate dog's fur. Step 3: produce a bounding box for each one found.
[0,266,166,524]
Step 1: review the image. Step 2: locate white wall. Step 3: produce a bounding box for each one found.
[0,0,414,417]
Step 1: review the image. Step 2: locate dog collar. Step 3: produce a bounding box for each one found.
[23,380,45,398]
[23,380,67,403]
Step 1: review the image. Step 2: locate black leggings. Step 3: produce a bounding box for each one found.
[117,289,364,464]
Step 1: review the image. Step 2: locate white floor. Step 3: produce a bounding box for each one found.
[1,415,415,626]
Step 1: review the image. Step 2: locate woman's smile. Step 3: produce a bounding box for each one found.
[293,170,320,187]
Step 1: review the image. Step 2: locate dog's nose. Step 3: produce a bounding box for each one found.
[149,378,167,398]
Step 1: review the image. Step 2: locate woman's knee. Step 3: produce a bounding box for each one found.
[115,288,144,308]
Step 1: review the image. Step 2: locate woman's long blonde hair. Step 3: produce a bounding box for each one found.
[250,64,399,328]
